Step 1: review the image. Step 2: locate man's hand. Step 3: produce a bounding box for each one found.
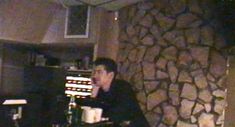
[91,85,100,98]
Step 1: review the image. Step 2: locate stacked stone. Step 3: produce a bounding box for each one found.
[117,0,227,127]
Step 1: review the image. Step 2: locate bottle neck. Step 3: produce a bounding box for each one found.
[69,96,77,108]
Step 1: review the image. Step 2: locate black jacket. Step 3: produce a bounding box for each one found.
[94,79,150,127]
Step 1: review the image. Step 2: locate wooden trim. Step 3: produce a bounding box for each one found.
[0,43,3,94]
[225,55,235,127]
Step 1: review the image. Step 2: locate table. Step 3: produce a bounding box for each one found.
[80,121,113,127]
[51,121,114,127]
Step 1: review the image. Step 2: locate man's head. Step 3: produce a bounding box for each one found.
[92,57,117,91]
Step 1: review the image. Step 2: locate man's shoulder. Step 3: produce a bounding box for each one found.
[113,79,131,86]
[112,79,133,91]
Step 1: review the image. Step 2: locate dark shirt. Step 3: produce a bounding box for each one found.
[94,79,150,127]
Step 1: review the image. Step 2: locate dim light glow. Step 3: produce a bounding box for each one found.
[65,90,92,96]
[66,76,91,81]
[3,99,27,105]
[114,11,118,20]
[65,83,93,89]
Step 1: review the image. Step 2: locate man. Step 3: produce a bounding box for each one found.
[91,57,149,127]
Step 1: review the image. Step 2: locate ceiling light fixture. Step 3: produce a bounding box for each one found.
[114,11,119,21]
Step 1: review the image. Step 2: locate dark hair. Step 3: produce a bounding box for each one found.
[94,57,118,75]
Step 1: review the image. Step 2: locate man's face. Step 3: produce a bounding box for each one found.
[92,65,114,87]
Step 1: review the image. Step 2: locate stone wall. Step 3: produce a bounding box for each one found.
[117,0,228,127]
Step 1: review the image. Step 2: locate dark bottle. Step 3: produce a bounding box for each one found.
[67,96,82,127]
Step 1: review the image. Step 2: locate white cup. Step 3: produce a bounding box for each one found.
[82,108,96,123]
[81,106,91,110]
[81,107,103,123]
[93,108,103,122]
[81,106,91,122]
